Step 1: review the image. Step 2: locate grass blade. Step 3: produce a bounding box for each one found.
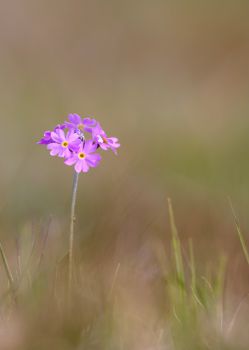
[167,198,185,290]
[228,197,249,266]
[188,238,196,296]
[0,242,16,303]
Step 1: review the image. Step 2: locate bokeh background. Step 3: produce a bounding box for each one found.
[1,1,249,349]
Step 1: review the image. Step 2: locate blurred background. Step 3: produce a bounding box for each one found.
[0,0,249,349]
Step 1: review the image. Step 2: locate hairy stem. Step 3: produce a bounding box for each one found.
[68,171,79,302]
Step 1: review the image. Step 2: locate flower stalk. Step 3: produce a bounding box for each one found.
[68,171,79,302]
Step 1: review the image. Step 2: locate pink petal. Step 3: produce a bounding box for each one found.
[75,161,82,173]
[68,113,81,125]
[81,160,89,173]
[65,157,76,166]
[57,129,66,140]
[51,132,62,143]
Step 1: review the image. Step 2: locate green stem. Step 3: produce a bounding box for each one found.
[68,171,79,302]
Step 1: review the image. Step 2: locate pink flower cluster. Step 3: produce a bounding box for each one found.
[38,114,120,173]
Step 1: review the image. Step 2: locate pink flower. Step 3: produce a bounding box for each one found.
[37,124,66,145]
[65,113,96,134]
[64,140,101,173]
[91,123,120,154]
[47,129,81,158]
[38,113,119,173]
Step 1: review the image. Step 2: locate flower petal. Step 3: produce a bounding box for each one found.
[83,117,96,126]
[88,153,101,163]
[83,140,97,153]
[81,160,89,173]
[47,143,61,156]
[68,113,81,125]
[75,160,82,173]
[65,156,76,166]
[57,129,66,141]
[62,148,71,158]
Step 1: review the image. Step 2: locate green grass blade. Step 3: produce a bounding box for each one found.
[0,242,16,303]
[0,242,14,287]
[188,238,196,295]
[228,197,249,266]
[167,198,185,290]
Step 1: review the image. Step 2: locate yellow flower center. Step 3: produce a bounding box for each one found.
[102,136,108,144]
[62,141,68,148]
[78,152,86,159]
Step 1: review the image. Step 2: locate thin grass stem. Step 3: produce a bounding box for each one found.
[167,198,185,297]
[0,242,16,302]
[188,238,196,296]
[228,197,249,266]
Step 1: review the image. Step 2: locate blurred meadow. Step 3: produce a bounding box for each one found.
[1,0,249,349]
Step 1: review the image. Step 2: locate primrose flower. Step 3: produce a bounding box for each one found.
[47,129,81,158]
[37,124,66,145]
[65,113,96,134]
[91,123,120,154]
[38,113,119,173]
[65,140,101,173]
